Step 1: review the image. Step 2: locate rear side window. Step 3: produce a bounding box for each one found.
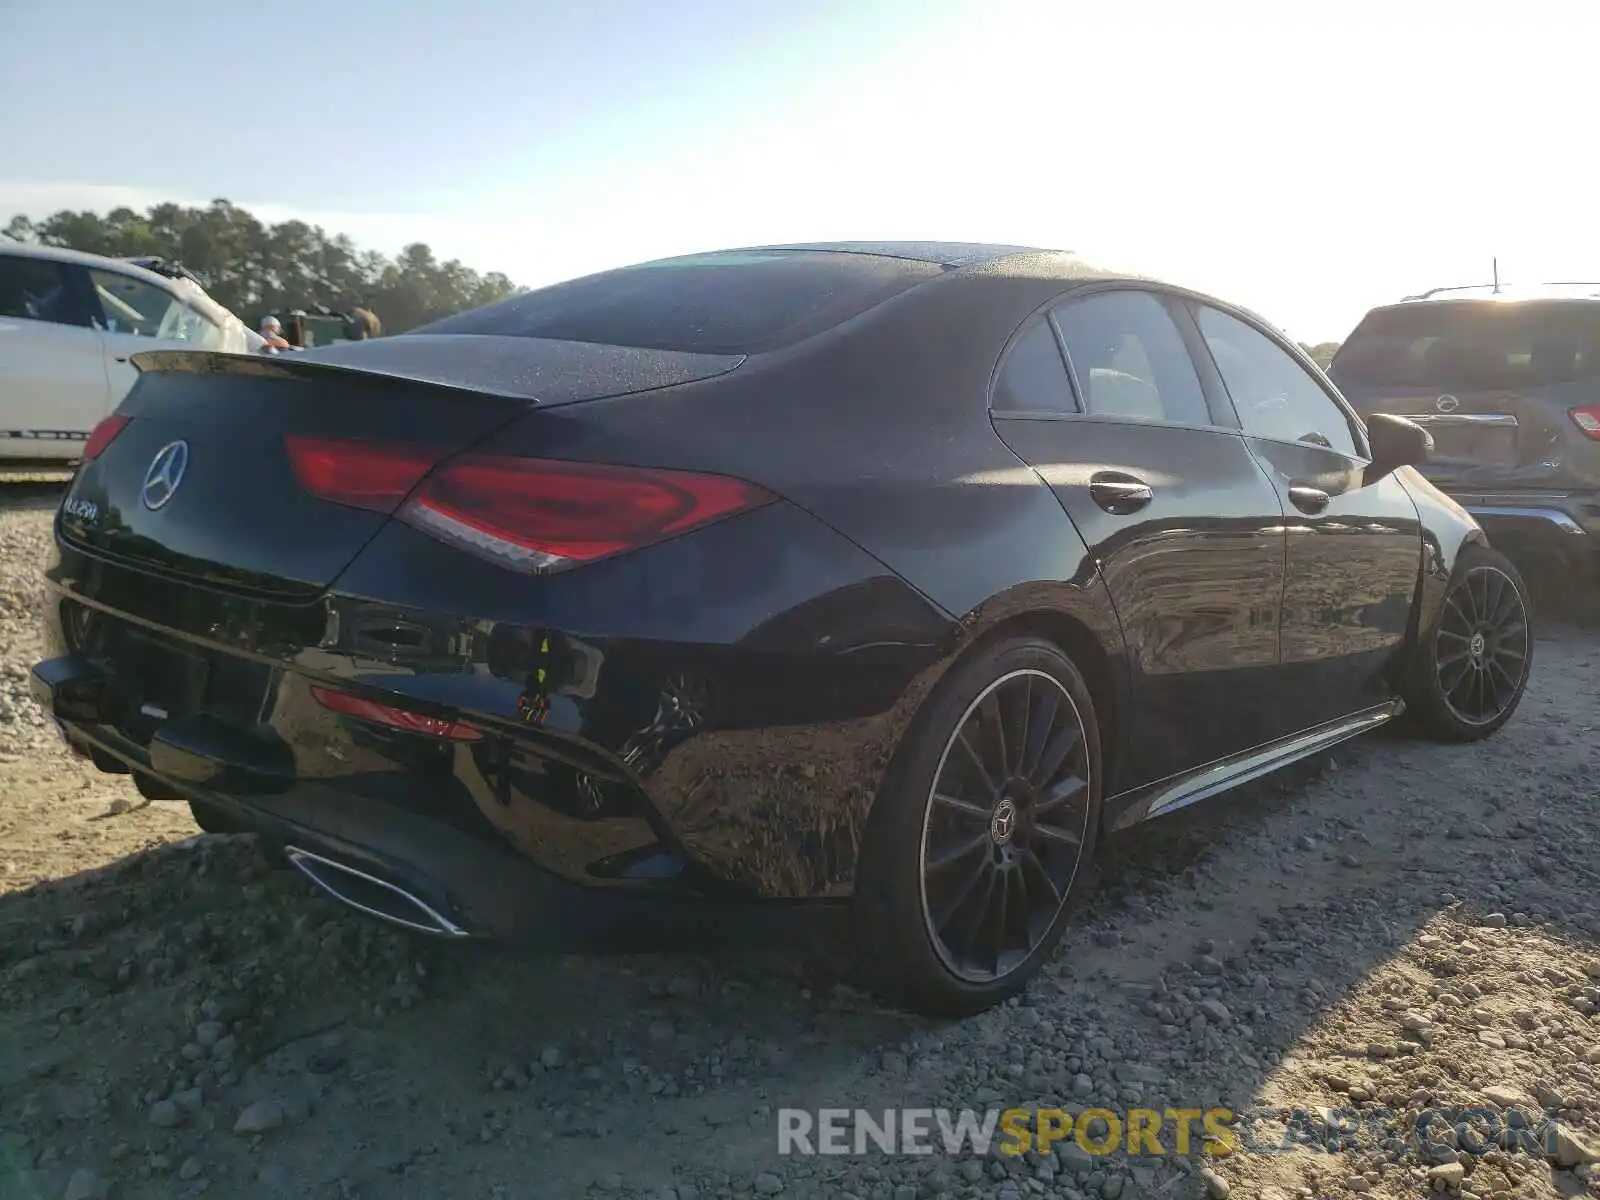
[1052,291,1211,426]
[993,318,1078,413]
[1333,301,1600,390]
[0,255,87,327]
[411,249,943,354]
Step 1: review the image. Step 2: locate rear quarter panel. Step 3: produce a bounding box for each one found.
[472,263,1133,788]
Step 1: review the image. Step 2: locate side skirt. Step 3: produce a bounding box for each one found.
[1103,700,1404,833]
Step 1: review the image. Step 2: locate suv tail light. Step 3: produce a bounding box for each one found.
[82,414,131,461]
[399,455,775,574]
[1570,404,1600,440]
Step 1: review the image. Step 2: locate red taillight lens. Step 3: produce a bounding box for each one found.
[82,414,131,461]
[284,436,444,514]
[399,456,775,574]
[1570,404,1600,440]
[310,684,482,741]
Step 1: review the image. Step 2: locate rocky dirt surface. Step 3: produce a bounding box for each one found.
[2,483,1599,1200]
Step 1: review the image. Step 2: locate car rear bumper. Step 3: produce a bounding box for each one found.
[1439,488,1600,566]
[33,657,623,940]
[35,501,960,905]
[36,657,861,949]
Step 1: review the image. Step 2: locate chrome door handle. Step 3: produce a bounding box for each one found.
[1288,485,1330,514]
[1089,474,1154,515]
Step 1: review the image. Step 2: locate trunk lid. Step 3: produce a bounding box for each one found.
[1338,385,1541,486]
[59,340,743,598]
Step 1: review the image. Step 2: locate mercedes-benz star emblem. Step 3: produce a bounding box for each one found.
[989,797,1017,845]
[141,440,190,511]
[1435,394,1460,413]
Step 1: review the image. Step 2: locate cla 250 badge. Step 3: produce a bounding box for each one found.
[62,497,99,522]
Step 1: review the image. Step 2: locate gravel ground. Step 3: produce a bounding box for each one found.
[3,484,1600,1200]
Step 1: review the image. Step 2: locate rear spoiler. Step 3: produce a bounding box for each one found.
[128,335,745,408]
[124,347,533,405]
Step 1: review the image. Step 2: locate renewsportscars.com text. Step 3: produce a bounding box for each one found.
[777,1106,1575,1158]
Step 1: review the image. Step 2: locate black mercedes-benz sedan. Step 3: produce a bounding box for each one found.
[32,242,1533,1015]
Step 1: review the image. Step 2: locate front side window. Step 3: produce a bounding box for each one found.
[1197,306,1359,456]
[1051,291,1211,426]
[993,317,1077,413]
[0,256,86,327]
[89,269,182,339]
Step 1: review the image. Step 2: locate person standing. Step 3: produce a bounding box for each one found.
[258,316,291,351]
[348,305,381,340]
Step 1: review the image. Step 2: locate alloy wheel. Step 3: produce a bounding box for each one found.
[1436,565,1530,726]
[918,668,1092,983]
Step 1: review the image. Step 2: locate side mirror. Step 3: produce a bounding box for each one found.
[1365,412,1432,479]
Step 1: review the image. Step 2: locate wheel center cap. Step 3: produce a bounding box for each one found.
[1469,631,1487,660]
[990,797,1019,846]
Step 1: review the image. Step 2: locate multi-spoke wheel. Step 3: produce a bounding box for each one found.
[853,636,1101,1016]
[920,669,1092,983]
[1404,545,1533,742]
[1436,565,1530,725]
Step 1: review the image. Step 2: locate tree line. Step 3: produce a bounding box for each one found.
[3,199,521,335]
[1301,342,1340,369]
[2,202,1349,361]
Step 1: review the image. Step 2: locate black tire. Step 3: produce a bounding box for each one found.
[853,635,1102,1017]
[188,797,250,835]
[1402,543,1533,742]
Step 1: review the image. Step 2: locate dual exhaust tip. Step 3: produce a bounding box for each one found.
[284,845,473,939]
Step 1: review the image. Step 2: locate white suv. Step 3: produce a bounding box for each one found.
[0,242,262,463]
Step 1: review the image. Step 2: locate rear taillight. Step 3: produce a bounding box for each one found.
[1570,404,1600,440]
[284,435,444,514]
[310,684,482,741]
[82,414,131,461]
[398,456,775,574]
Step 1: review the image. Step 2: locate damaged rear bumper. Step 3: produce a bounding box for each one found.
[34,653,841,951]
[1444,488,1600,570]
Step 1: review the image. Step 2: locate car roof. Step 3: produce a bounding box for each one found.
[0,240,185,291]
[745,240,1052,268]
[1379,283,1600,311]
[727,239,1153,283]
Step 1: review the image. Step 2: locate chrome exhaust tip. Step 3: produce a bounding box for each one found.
[284,845,473,938]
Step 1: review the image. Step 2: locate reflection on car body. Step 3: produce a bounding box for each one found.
[33,242,1533,1015]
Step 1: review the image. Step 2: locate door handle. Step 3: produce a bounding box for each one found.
[1288,485,1330,514]
[1089,473,1154,515]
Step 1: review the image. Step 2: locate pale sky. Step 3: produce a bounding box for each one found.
[2,0,1597,343]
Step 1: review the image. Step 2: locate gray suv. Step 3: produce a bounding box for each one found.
[1329,283,1600,580]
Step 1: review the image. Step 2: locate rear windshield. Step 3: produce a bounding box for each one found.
[410,249,943,354]
[1332,301,1600,390]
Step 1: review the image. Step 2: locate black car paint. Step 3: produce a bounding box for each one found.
[36,245,1481,932]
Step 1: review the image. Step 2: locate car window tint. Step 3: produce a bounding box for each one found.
[89,270,181,338]
[410,249,942,354]
[0,256,87,327]
[1332,300,1600,390]
[1197,306,1358,456]
[1051,291,1210,425]
[994,318,1077,413]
